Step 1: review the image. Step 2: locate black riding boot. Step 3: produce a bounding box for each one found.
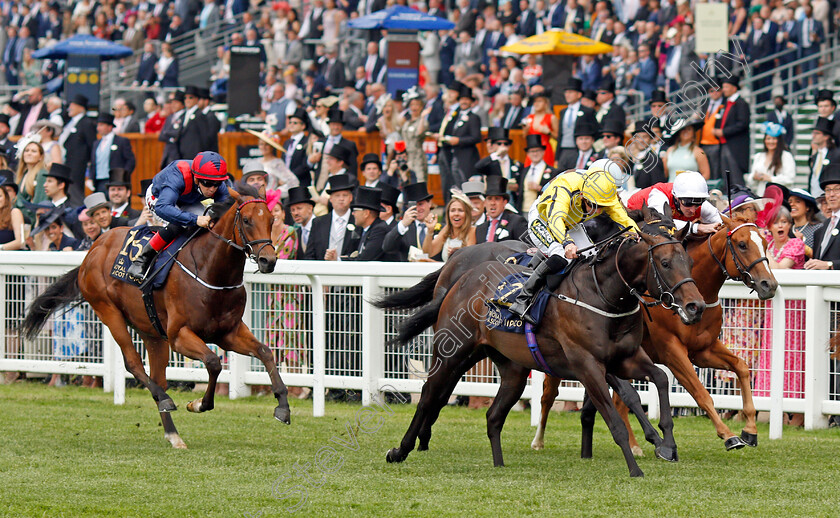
[509,254,568,325]
[127,244,158,280]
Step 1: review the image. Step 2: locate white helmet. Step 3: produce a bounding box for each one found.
[589,158,626,184]
[672,171,709,200]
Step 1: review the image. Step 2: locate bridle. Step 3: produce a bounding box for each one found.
[707,222,768,291]
[592,231,696,319]
[208,198,274,262]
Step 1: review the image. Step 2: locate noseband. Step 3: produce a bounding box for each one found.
[707,222,768,291]
[210,198,274,262]
[594,234,696,315]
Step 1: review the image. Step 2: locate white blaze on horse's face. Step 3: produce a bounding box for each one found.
[257,207,264,217]
[749,230,766,257]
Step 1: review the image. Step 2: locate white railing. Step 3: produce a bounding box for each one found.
[1,252,839,439]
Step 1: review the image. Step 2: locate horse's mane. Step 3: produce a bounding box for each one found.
[208,184,262,221]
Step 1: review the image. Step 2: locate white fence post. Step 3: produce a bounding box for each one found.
[0,274,6,364]
[229,280,253,399]
[647,380,660,421]
[362,276,384,406]
[104,326,126,405]
[530,370,545,427]
[769,288,786,439]
[805,285,830,430]
[102,319,113,393]
[309,275,326,417]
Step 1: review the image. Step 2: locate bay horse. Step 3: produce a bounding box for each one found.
[21,186,288,449]
[382,207,705,477]
[543,214,777,452]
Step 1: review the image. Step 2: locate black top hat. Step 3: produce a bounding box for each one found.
[485,126,511,143]
[0,114,10,126]
[184,85,201,97]
[0,169,18,193]
[106,167,131,187]
[816,89,836,105]
[447,79,465,93]
[582,89,597,102]
[137,178,152,197]
[97,113,115,126]
[525,133,545,150]
[819,164,840,190]
[814,117,835,136]
[721,75,740,89]
[564,77,583,92]
[69,94,88,109]
[649,89,667,104]
[600,118,626,137]
[171,90,186,103]
[351,186,384,212]
[326,107,345,124]
[598,77,616,94]
[484,175,509,199]
[475,156,502,177]
[288,186,315,206]
[359,153,381,171]
[326,174,356,194]
[198,87,211,100]
[403,182,433,202]
[574,118,600,139]
[45,163,73,184]
[289,107,309,126]
[326,143,351,164]
[378,183,401,210]
[631,116,659,135]
[458,84,475,101]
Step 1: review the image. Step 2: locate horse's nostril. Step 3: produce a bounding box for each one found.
[686,303,698,315]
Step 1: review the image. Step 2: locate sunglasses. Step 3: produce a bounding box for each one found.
[198,179,222,188]
[678,198,705,207]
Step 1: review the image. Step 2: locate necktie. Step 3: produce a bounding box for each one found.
[821,215,837,256]
[487,219,498,242]
[285,139,294,167]
[565,106,574,129]
[302,226,309,250]
[504,106,517,129]
[814,150,825,183]
[576,153,585,169]
[418,224,426,246]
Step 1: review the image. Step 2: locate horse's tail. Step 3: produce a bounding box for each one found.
[21,267,82,341]
[387,295,446,348]
[372,268,442,311]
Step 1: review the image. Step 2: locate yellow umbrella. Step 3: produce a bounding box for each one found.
[500,29,613,55]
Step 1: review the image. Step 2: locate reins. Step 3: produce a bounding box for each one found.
[706,222,768,293]
[207,198,274,262]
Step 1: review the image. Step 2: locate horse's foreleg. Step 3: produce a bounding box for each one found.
[170,327,222,415]
[485,355,530,467]
[662,342,744,450]
[146,337,186,449]
[695,340,758,446]
[607,374,660,455]
[531,375,560,450]
[580,392,597,458]
[570,351,644,477]
[221,322,290,424]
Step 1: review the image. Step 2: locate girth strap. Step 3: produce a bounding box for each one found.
[525,322,564,378]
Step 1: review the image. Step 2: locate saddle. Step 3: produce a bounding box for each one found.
[485,272,553,334]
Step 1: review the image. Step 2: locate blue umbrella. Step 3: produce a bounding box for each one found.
[348,6,455,31]
[33,35,133,61]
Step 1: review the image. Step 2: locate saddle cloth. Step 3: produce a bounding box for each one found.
[110,226,190,289]
[485,272,553,334]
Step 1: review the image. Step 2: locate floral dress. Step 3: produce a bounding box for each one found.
[754,237,806,398]
[400,116,428,182]
[265,225,304,368]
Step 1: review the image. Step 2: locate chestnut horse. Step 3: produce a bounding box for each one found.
[535,215,778,452]
[382,208,705,477]
[21,187,288,449]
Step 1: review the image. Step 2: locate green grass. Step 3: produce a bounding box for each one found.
[1,383,838,517]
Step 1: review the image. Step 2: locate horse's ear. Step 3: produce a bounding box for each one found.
[641,202,651,221]
[258,185,267,200]
[675,222,690,242]
[638,231,656,245]
[662,202,673,221]
[720,213,732,227]
[229,188,242,203]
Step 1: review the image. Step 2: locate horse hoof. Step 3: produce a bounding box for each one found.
[385,448,403,463]
[530,440,544,451]
[740,430,758,447]
[158,399,177,413]
[165,433,187,449]
[630,469,645,478]
[631,445,645,457]
[274,406,291,425]
[186,399,203,413]
[417,444,429,451]
[724,436,747,451]
[655,445,678,462]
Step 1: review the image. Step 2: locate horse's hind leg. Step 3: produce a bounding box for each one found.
[220,322,290,424]
[531,375,560,450]
[485,354,530,467]
[146,337,187,449]
[96,306,175,411]
[170,327,222,415]
[608,374,663,454]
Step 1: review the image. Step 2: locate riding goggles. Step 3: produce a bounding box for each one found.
[678,197,706,207]
[198,179,223,188]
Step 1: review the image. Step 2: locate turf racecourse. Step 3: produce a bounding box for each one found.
[1,384,837,517]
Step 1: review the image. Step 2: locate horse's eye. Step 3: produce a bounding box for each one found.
[243,217,251,225]
[661,260,670,269]
[738,242,748,250]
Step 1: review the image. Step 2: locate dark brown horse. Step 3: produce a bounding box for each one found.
[381,208,705,477]
[540,215,777,452]
[22,187,288,449]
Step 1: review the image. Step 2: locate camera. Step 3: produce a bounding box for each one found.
[396,157,409,172]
